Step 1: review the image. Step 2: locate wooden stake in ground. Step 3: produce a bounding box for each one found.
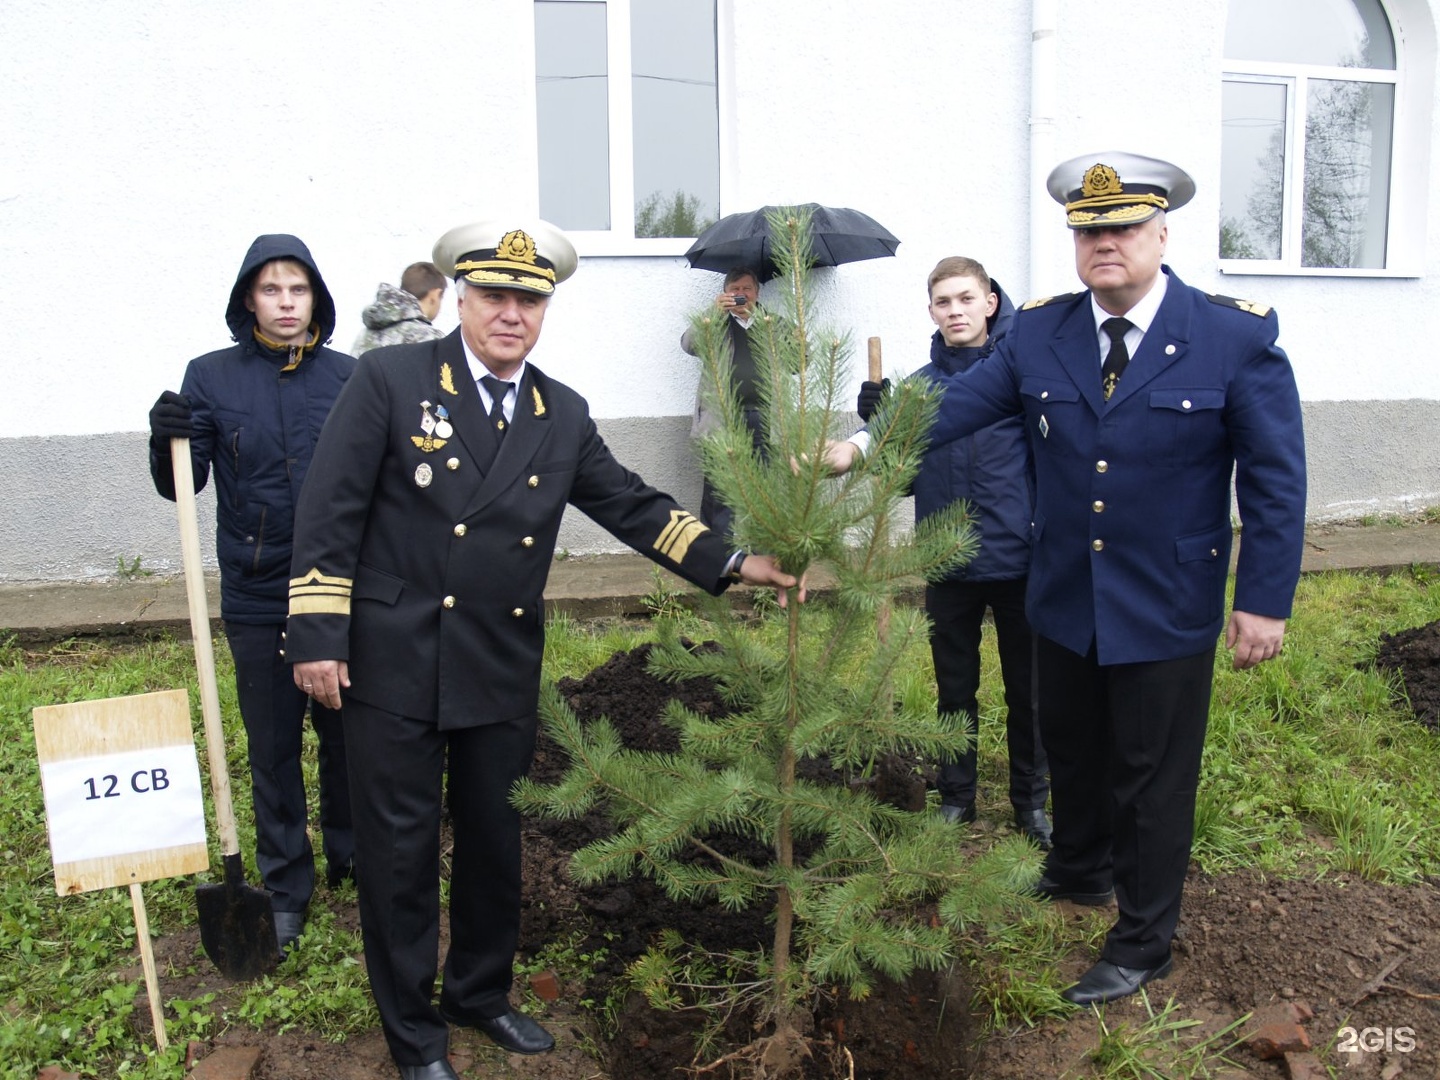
[34,688,212,1051]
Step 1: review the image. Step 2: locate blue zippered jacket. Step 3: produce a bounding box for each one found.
[911,279,1034,582]
[150,235,354,623]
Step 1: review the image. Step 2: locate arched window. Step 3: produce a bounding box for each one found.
[1220,0,1432,274]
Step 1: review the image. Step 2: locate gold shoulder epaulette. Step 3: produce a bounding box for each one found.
[1021,292,1080,311]
[1207,293,1271,318]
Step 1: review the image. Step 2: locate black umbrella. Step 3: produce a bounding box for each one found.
[684,203,900,282]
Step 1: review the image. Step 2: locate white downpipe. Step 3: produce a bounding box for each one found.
[1029,0,1059,299]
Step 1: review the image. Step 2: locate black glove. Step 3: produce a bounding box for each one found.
[149,390,193,442]
[856,378,890,422]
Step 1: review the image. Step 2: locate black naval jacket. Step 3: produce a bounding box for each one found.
[285,330,733,728]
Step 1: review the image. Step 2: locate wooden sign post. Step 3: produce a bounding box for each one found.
[33,688,211,1051]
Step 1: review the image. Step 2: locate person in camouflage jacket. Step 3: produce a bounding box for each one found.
[351,261,448,354]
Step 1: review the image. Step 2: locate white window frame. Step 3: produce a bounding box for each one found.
[1219,0,1433,278]
[532,0,735,259]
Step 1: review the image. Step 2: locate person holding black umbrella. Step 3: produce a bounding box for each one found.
[680,265,765,540]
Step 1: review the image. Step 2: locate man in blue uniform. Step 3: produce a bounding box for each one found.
[285,219,800,1080]
[829,153,1306,1005]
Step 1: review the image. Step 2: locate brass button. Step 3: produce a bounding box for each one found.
[1092,539,1105,552]
[1211,548,1219,557]
[278,648,285,658]
[447,457,460,471]
[528,475,539,488]
[454,524,467,537]
[1092,501,1105,513]
[521,536,534,548]
[1095,460,1108,473]
[1040,390,1049,400]
[511,607,524,618]
[1182,399,1192,410]
[442,596,456,609]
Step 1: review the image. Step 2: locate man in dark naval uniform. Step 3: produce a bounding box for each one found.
[828,153,1306,1006]
[284,219,799,1080]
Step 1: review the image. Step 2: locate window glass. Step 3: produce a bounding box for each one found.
[631,0,718,237]
[536,2,611,231]
[1220,80,1288,260]
[1302,79,1393,267]
[1225,0,1394,68]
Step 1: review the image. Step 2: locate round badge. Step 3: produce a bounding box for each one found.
[414,463,434,488]
[434,420,454,439]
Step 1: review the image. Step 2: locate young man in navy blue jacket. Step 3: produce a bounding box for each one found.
[148,235,356,954]
[858,257,1050,846]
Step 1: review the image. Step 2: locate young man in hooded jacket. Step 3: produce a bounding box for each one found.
[147,234,356,953]
[857,257,1050,846]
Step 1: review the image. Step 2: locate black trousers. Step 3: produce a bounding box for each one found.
[344,699,536,1066]
[223,621,352,912]
[699,406,765,544]
[926,578,1048,811]
[1037,636,1215,968]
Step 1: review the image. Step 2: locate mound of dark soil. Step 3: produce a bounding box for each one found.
[1375,617,1440,729]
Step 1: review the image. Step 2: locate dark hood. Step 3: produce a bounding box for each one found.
[224,234,337,344]
[929,276,1017,373]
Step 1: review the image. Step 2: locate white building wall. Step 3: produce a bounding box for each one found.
[1,0,1437,582]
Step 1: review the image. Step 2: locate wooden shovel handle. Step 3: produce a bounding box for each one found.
[867,337,882,382]
[171,439,242,859]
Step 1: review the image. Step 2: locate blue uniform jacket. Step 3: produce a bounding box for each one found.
[926,267,1306,665]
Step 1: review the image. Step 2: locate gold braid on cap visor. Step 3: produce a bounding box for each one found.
[1065,191,1169,226]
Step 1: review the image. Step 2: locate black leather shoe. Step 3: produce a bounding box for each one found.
[397,1060,459,1080]
[1061,957,1174,1005]
[442,1007,555,1055]
[938,802,976,825]
[1030,876,1114,906]
[1013,807,1053,849]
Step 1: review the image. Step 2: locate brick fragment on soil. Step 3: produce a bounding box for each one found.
[1246,1020,1311,1059]
[187,1045,263,1080]
[529,969,561,1001]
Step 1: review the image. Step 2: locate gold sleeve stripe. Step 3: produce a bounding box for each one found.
[289,568,353,590]
[289,595,351,616]
[653,510,709,563]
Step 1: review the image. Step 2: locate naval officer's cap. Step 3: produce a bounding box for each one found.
[1046,151,1196,230]
[432,218,578,296]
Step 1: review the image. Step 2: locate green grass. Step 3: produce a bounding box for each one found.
[2,565,1438,1076]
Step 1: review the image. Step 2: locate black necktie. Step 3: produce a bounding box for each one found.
[1100,317,1133,401]
[480,376,511,443]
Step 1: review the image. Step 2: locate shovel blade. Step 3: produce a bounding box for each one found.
[197,866,279,981]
